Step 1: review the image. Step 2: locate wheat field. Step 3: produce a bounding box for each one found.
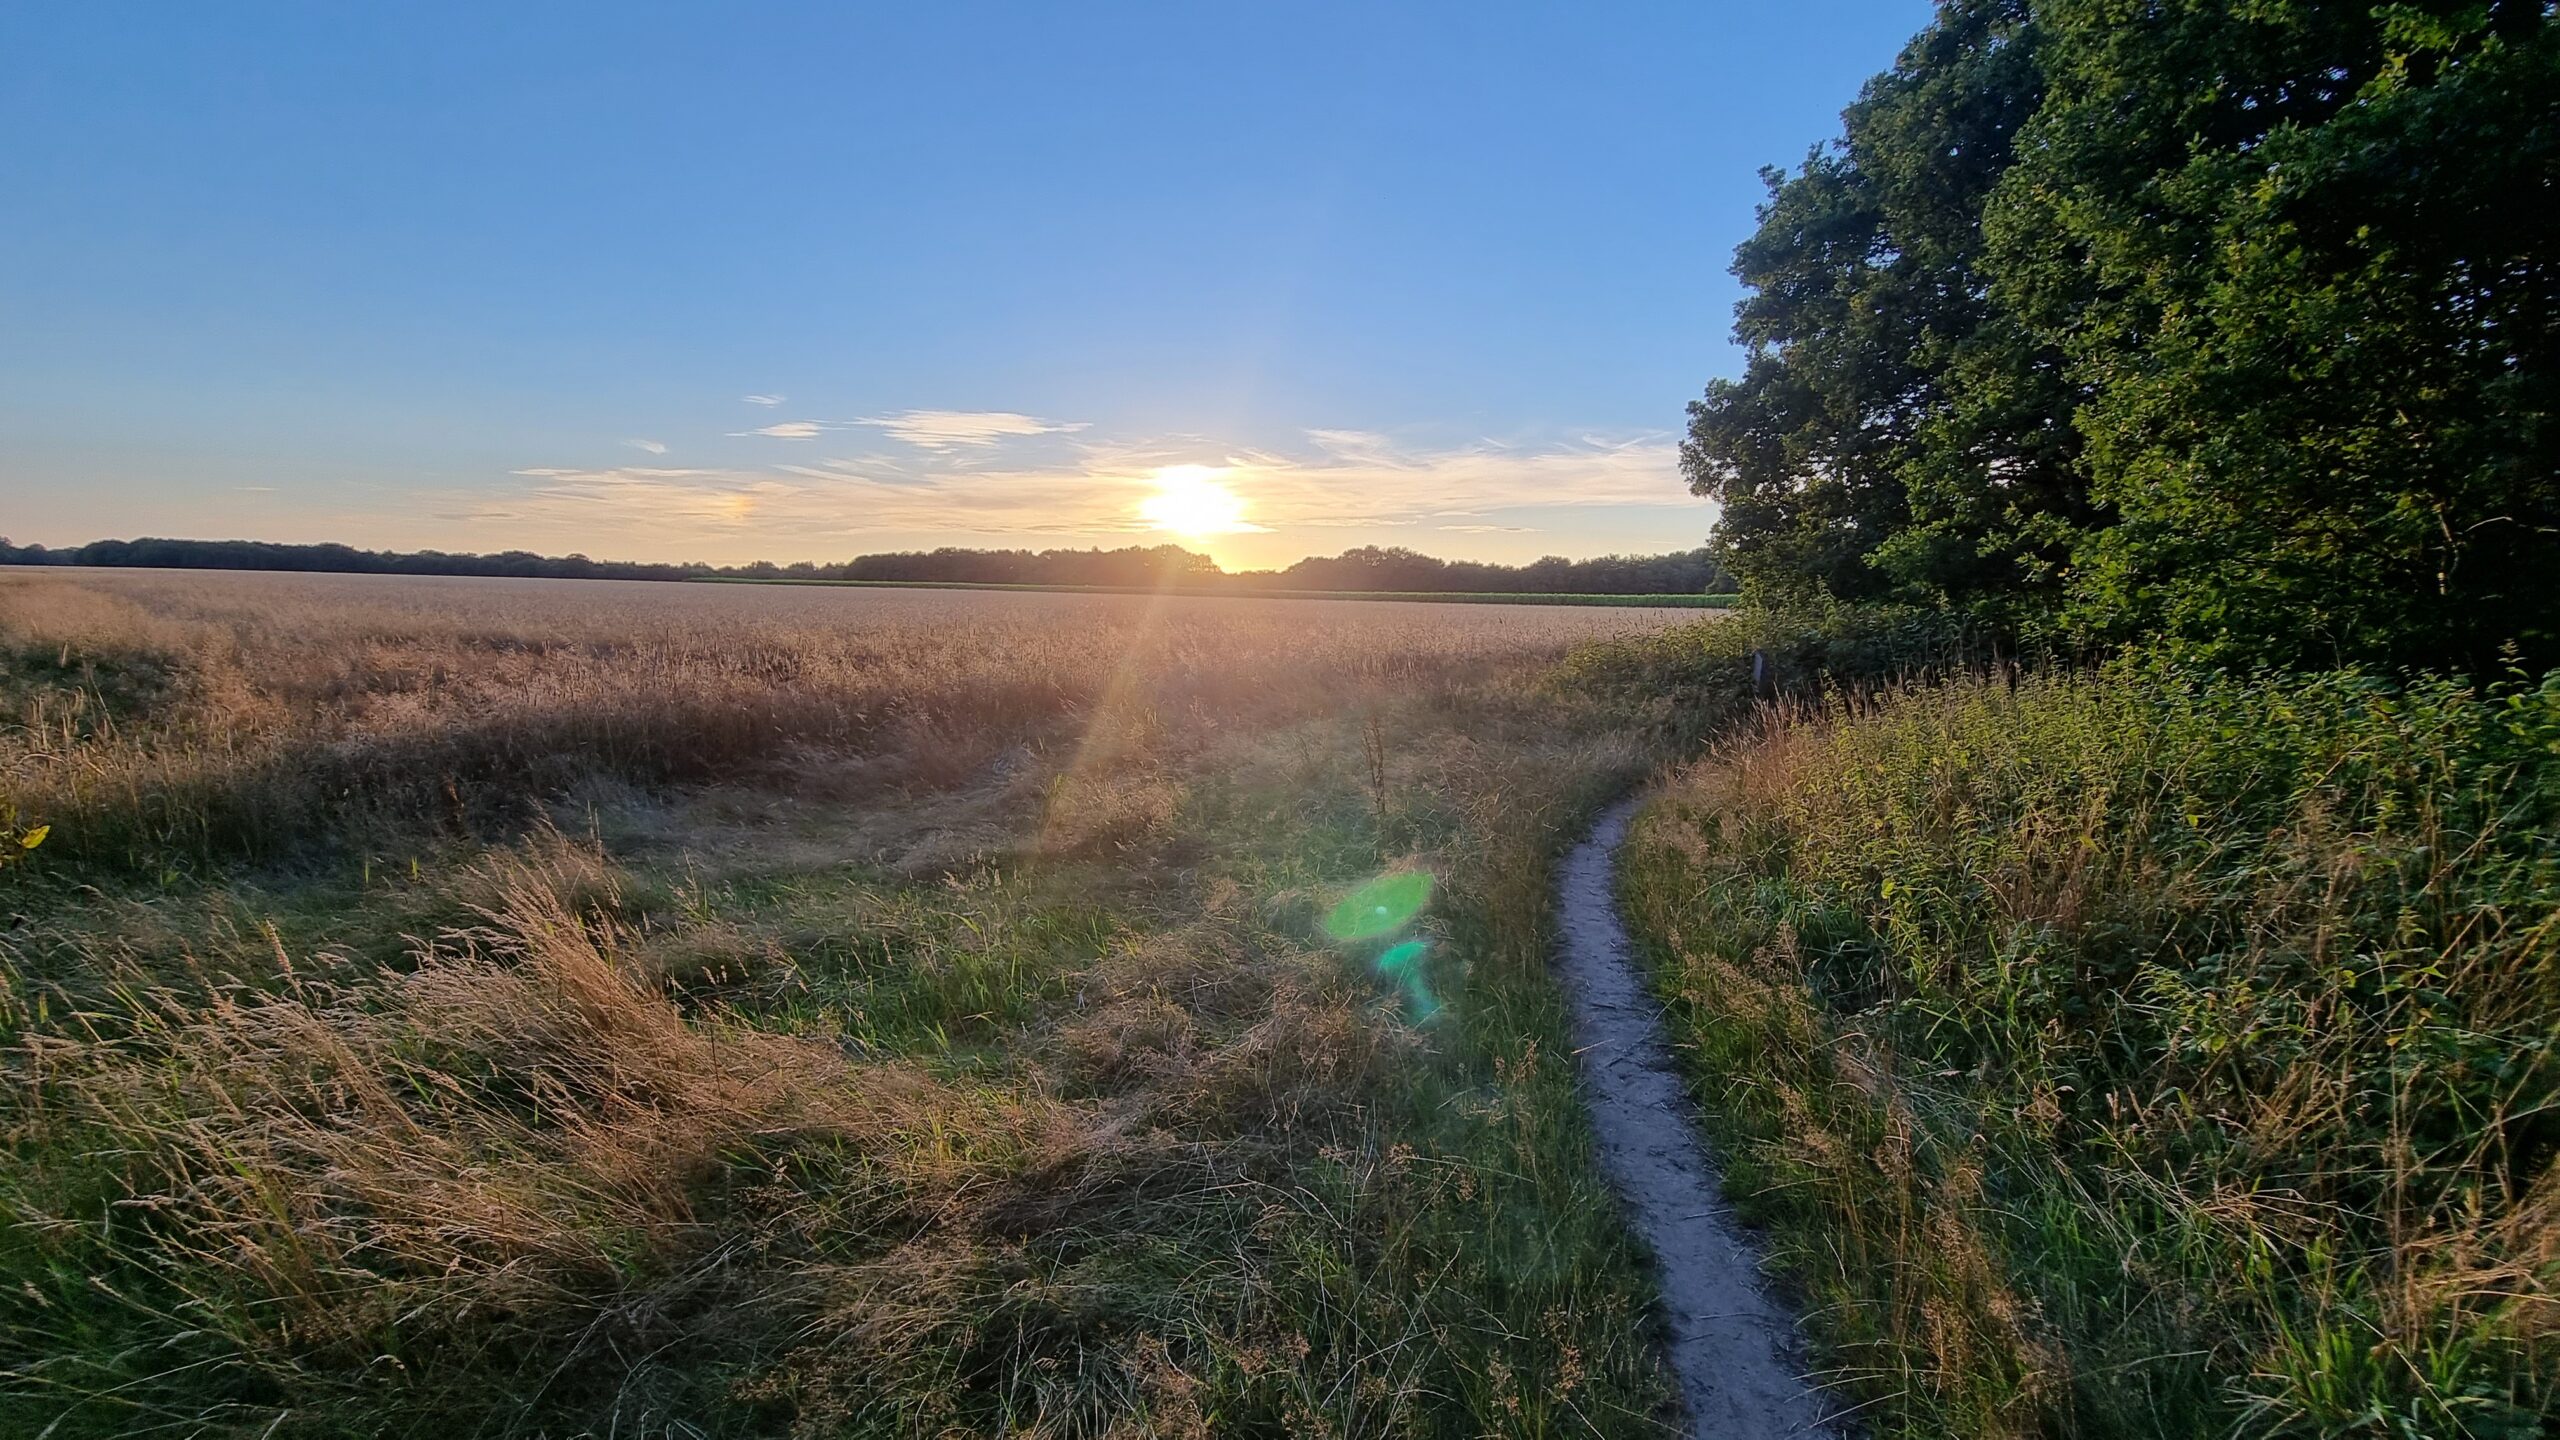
[0,567,1708,1438]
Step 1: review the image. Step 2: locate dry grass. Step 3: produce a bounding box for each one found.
[0,569,1686,879]
[0,567,1703,1437]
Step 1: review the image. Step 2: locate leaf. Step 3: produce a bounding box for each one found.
[18,825,46,850]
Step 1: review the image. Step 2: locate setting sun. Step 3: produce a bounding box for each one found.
[1137,464,1265,538]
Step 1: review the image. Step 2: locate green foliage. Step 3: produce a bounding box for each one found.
[1690,0,2560,671]
[1993,1,2560,671]
[1559,601,1982,745]
[711,578,1740,607]
[0,815,43,870]
[1625,660,2560,1436]
[1,534,702,580]
[1685,0,2091,624]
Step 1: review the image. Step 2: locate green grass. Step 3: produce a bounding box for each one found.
[692,576,1741,607]
[1619,658,2560,1439]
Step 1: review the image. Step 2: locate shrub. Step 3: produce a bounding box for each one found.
[1557,601,1982,745]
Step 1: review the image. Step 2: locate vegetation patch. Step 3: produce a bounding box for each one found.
[0,569,1695,1438]
[1622,661,2560,1437]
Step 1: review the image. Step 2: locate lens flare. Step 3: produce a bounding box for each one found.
[1375,939,1441,1021]
[1377,939,1428,973]
[1325,870,1433,941]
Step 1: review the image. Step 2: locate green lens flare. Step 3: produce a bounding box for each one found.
[1402,976,1441,1022]
[1378,939,1440,1021]
[1376,939,1428,973]
[1325,870,1433,941]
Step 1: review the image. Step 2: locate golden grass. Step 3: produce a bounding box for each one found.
[1,566,1703,1437]
[0,568,1691,878]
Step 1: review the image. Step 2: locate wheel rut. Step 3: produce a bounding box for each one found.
[1555,799,1838,1439]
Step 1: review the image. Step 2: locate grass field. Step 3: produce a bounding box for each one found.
[0,567,1716,1438]
[694,577,1740,608]
[1622,664,2560,1438]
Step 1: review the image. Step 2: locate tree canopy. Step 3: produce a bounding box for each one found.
[1688,0,2558,671]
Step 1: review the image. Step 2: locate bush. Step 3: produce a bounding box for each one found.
[1557,601,1983,745]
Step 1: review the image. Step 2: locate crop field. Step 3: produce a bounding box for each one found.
[696,579,1741,609]
[0,568,1714,1438]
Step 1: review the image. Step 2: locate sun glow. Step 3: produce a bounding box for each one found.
[1138,464,1265,538]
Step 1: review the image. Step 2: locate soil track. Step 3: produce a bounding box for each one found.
[1556,800,1838,1439]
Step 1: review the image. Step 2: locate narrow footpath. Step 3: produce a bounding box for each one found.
[1555,800,1839,1439]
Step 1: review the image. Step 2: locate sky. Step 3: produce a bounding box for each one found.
[0,2,1932,570]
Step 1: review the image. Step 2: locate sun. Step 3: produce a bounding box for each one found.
[1138,464,1264,538]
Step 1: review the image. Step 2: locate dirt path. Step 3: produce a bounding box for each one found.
[1556,799,1837,1439]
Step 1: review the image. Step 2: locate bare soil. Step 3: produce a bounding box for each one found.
[1555,799,1839,1439]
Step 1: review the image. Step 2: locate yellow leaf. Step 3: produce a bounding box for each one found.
[18,825,46,850]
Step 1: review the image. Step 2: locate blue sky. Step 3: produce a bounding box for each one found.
[1,2,1930,568]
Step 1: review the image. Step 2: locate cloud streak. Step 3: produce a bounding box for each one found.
[856,410,1089,449]
[440,424,1703,562]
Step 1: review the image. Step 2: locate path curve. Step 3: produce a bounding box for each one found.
[1556,799,1837,1439]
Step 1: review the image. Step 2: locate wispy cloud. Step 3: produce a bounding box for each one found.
[512,465,724,481]
[857,410,1088,449]
[488,467,807,530]
[741,394,784,407]
[625,438,668,455]
[724,410,1088,449]
[440,424,1700,561]
[1225,429,1691,527]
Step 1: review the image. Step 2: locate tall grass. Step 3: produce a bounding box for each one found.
[1622,658,2560,1437]
[0,568,1700,1436]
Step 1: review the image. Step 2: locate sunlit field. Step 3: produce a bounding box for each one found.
[0,568,1710,1437]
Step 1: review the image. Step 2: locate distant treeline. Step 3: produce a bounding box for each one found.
[785,544,1734,595]
[0,536,1734,596]
[0,537,698,582]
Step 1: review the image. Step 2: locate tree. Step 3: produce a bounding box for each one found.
[1696,0,2559,671]
[1990,0,2560,670]
[1685,0,2089,625]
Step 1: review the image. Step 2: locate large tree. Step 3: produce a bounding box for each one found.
[1696,0,2560,671]
[1684,0,2088,627]
[1991,0,2560,670]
